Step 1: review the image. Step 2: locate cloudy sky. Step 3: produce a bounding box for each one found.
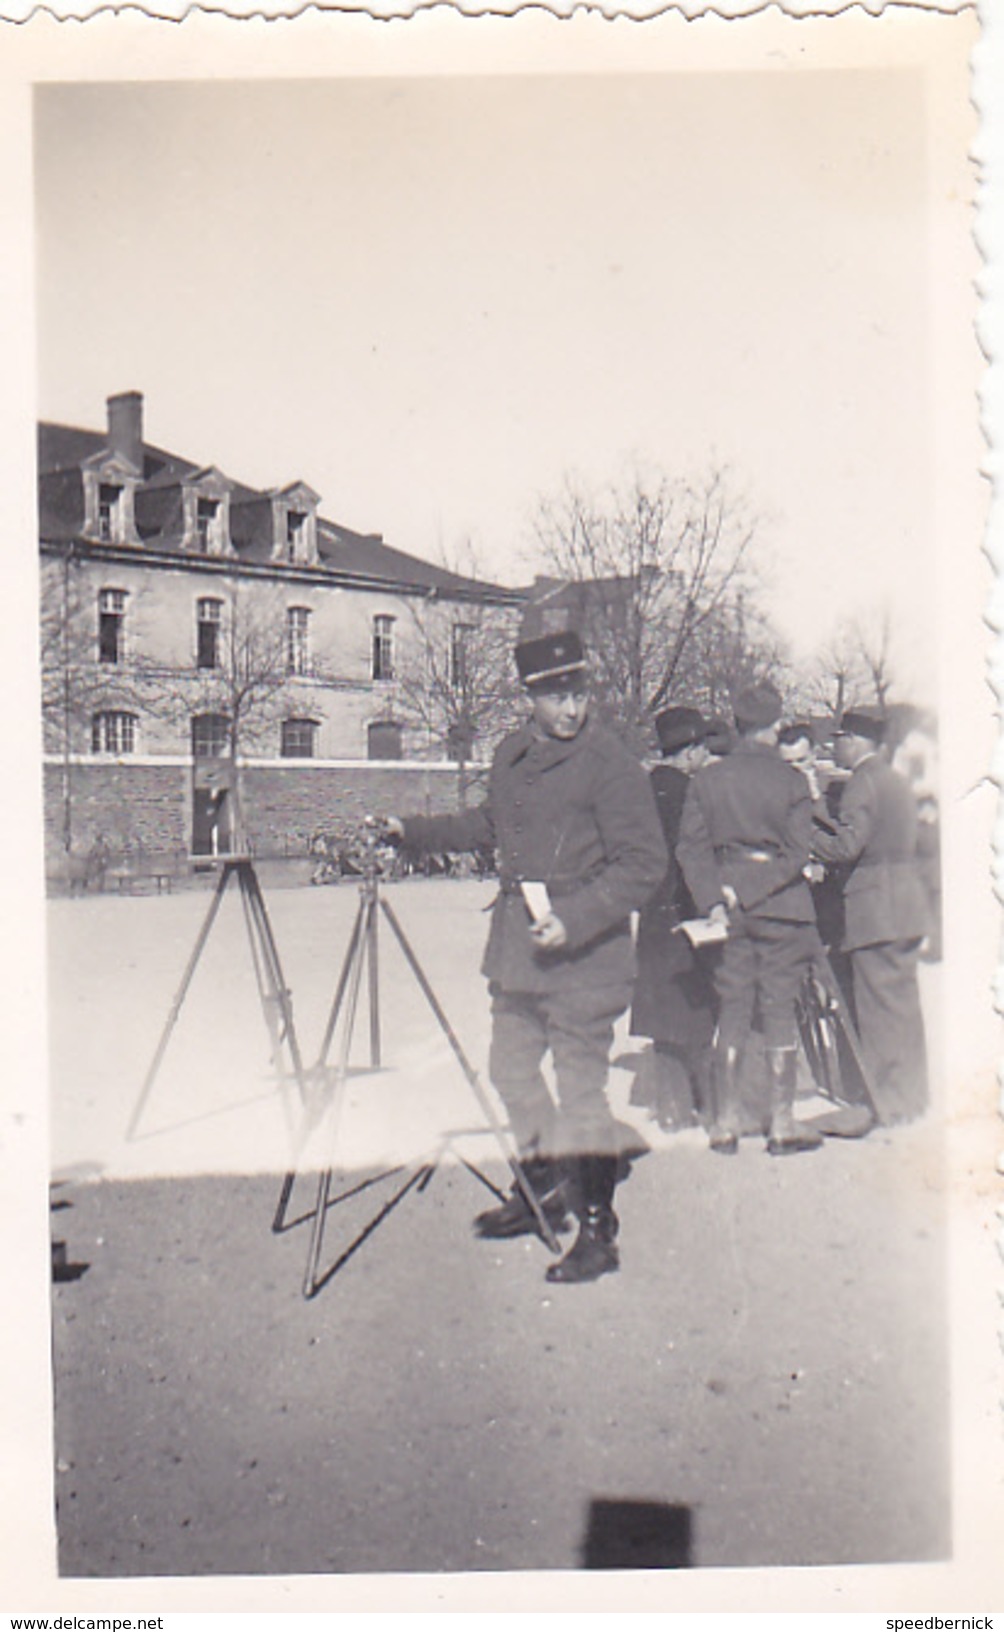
[34,66,942,693]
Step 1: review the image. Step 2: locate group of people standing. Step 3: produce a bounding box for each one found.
[388,628,932,1287]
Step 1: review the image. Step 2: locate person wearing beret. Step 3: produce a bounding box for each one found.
[629,706,718,1132]
[676,680,823,1156]
[808,708,929,1124]
[386,629,668,1284]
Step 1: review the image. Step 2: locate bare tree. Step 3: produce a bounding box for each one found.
[178,583,328,759]
[798,606,898,718]
[391,587,525,801]
[529,463,777,737]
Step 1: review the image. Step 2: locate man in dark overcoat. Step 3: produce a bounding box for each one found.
[809,708,929,1123]
[390,630,667,1284]
[630,706,717,1130]
[676,681,823,1157]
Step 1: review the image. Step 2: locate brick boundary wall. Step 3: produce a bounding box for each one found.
[42,757,482,884]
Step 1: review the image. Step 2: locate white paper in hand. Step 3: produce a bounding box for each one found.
[676,916,729,947]
[520,881,552,924]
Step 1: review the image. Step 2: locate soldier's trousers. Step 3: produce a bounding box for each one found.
[714,915,818,1051]
[487,981,633,1158]
[851,938,928,1123]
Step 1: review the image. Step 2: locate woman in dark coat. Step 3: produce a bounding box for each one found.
[630,707,718,1129]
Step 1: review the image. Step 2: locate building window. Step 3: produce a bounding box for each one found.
[98,483,122,542]
[91,710,137,754]
[451,622,473,691]
[191,713,231,759]
[287,606,311,676]
[197,597,223,669]
[372,614,395,681]
[98,587,127,664]
[367,720,403,761]
[281,718,317,759]
[196,498,219,554]
[286,511,307,563]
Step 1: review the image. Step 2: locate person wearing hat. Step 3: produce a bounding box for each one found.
[629,706,717,1132]
[676,680,823,1156]
[385,629,667,1283]
[808,708,929,1123]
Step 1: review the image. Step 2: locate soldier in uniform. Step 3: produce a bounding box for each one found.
[809,708,929,1124]
[630,706,717,1131]
[388,630,667,1284]
[676,681,823,1156]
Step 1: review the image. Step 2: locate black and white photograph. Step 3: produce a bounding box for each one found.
[0,4,1000,1615]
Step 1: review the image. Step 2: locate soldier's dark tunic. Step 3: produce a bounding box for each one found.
[677,739,817,1051]
[402,716,667,1158]
[630,762,716,1050]
[811,752,929,1123]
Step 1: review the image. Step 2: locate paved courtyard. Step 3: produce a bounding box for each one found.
[46,876,953,1584]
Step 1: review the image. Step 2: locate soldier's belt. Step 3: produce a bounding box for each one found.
[714,843,781,864]
[498,872,600,898]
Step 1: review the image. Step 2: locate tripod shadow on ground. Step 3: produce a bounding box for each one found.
[271,1139,511,1298]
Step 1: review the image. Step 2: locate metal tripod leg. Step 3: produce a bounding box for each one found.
[300,889,372,1298]
[378,894,563,1256]
[238,862,310,1117]
[273,888,377,1241]
[126,860,233,1140]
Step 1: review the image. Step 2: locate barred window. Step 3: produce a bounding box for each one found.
[91,710,137,754]
[287,606,311,676]
[98,587,127,664]
[191,713,231,759]
[372,614,395,681]
[281,718,318,759]
[197,597,223,670]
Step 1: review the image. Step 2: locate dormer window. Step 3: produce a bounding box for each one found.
[98,483,122,542]
[286,511,307,562]
[196,498,220,554]
[270,484,319,565]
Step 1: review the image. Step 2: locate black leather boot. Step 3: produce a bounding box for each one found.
[545,1154,619,1283]
[765,1048,823,1155]
[474,1157,571,1239]
[708,1043,742,1154]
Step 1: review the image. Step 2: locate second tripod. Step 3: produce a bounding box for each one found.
[273,832,564,1296]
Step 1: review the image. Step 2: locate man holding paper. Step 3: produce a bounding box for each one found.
[387,629,667,1284]
[677,681,823,1158]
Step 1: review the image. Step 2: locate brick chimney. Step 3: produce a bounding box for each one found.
[106,391,144,473]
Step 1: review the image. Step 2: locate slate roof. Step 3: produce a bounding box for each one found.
[38,416,519,605]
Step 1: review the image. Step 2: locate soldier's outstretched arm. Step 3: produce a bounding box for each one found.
[810,773,875,866]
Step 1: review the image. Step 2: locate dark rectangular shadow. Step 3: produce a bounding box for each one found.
[582,1498,693,1569]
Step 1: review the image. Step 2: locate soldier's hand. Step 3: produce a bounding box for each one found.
[530,911,568,951]
[720,885,739,913]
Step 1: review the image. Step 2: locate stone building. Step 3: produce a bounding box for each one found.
[39,392,522,878]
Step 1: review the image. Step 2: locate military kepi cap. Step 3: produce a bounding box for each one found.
[733,681,784,731]
[655,706,707,755]
[515,630,587,688]
[838,707,886,742]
